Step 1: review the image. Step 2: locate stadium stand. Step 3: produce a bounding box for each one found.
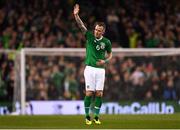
[0,0,180,106]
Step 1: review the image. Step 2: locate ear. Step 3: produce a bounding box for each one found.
[102,29,105,34]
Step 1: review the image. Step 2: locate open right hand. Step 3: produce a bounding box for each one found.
[73,4,79,15]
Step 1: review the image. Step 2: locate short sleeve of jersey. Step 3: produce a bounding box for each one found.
[106,40,112,53]
[85,31,93,39]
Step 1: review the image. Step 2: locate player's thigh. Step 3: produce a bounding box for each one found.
[95,69,105,91]
[84,66,95,91]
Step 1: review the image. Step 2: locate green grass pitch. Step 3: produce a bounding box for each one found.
[0,114,180,129]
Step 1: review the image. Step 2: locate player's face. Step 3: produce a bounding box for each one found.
[94,25,105,38]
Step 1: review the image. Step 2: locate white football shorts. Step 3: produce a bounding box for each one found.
[84,66,105,91]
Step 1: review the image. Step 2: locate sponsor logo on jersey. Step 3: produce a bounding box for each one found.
[96,42,105,50]
[96,45,101,50]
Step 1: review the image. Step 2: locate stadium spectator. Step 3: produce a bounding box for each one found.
[163,78,177,100]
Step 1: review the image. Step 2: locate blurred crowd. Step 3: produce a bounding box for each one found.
[0,0,180,48]
[0,53,14,102]
[1,54,180,102]
[0,0,180,102]
[22,55,180,101]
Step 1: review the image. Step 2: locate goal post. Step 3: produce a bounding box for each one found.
[20,49,26,115]
[17,48,180,115]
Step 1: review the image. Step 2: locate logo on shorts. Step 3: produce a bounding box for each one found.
[87,85,90,88]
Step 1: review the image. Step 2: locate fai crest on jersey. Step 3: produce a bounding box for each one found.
[100,42,105,49]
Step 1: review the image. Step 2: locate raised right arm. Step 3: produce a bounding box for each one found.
[73,4,87,34]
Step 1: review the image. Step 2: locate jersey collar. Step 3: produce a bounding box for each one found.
[95,36,103,41]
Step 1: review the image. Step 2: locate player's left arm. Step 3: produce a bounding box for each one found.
[96,52,112,65]
[97,40,112,66]
[105,52,112,63]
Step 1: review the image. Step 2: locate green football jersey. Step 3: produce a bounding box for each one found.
[85,31,112,68]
